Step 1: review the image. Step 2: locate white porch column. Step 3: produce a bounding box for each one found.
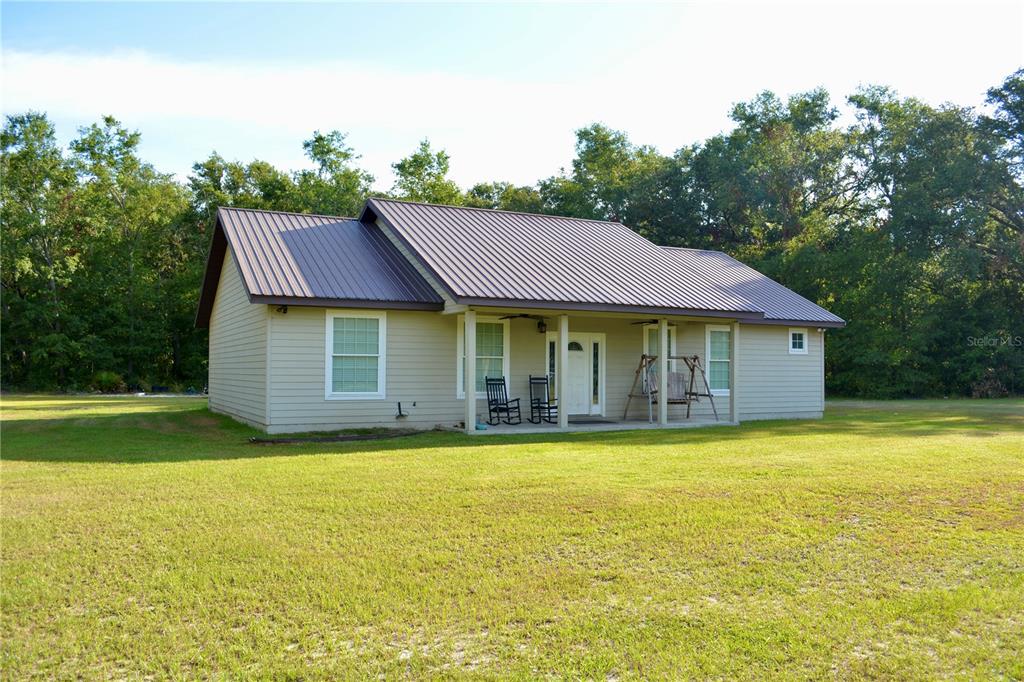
[557,314,569,428]
[658,318,669,425]
[464,310,477,434]
[729,321,740,423]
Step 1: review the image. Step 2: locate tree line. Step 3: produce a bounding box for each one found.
[2,70,1022,397]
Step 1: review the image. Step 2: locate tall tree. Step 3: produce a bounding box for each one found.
[390,139,462,205]
[980,70,1024,283]
[539,123,667,223]
[1,113,83,388]
[292,130,374,217]
[188,153,296,220]
[70,116,189,384]
[464,181,543,213]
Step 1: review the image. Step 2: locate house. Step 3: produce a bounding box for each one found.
[195,199,845,434]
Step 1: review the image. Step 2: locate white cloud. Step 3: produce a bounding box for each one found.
[2,48,608,187]
[3,2,1021,189]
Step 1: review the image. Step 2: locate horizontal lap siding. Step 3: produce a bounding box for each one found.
[591,320,822,423]
[508,318,545,402]
[264,312,824,432]
[268,308,466,432]
[674,323,723,421]
[208,251,267,427]
[737,325,823,420]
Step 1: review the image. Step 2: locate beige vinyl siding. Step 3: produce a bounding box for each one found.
[263,310,823,432]
[208,250,267,427]
[268,307,463,432]
[736,325,824,420]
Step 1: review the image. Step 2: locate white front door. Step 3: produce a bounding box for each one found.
[547,333,605,416]
[566,341,590,414]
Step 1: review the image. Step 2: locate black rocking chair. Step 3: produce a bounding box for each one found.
[528,374,558,424]
[485,376,522,425]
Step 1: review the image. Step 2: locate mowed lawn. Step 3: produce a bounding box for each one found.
[2,396,1022,679]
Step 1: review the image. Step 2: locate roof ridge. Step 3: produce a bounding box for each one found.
[218,206,355,221]
[369,196,626,227]
[660,245,729,256]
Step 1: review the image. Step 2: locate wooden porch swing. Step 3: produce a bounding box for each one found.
[623,354,719,422]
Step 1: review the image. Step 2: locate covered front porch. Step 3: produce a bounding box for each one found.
[456,306,743,435]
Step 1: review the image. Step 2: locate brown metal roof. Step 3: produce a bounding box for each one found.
[197,200,845,328]
[363,198,768,320]
[660,247,845,327]
[195,207,444,326]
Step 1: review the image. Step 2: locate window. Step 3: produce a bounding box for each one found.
[548,340,556,391]
[325,311,386,400]
[706,325,731,395]
[457,316,510,398]
[789,328,808,354]
[642,324,678,368]
[642,324,677,391]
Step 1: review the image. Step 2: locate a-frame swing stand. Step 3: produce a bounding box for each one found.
[623,354,719,422]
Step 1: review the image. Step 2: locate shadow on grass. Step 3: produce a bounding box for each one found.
[2,398,1021,464]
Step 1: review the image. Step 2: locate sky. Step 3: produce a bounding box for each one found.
[2,1,1022,190]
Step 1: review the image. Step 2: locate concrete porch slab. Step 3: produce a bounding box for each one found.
[469,417,737,435]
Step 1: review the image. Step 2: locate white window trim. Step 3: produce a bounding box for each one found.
[456,315,511,399]
[789,328,809,355]
[641,324,678,372]
[706,324,732,397]
[325,310,387,400]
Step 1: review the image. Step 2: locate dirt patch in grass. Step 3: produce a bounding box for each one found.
[250,429,421,445]
[139,412,222,434]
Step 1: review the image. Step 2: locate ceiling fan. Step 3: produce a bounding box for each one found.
[498,313,548,333]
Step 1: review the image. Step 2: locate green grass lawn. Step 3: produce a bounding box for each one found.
[2,396,1022,679]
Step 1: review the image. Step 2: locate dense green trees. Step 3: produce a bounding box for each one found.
[2,71,1021,396]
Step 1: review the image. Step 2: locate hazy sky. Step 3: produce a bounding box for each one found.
[3,2,1022,189]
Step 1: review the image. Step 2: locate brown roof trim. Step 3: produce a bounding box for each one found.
[251,295,443,311]
[195,220,251,328]
[454,297,767,321]
[744,318,847,329]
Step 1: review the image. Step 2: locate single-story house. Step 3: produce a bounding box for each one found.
[196,198,845,434]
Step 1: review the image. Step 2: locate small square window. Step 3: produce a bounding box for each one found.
[789,329,808,354]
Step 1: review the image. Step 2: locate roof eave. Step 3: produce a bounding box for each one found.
[454,296,766,321]
[250,294,444,311]
[744,317,847,329]
[195,217,254,328]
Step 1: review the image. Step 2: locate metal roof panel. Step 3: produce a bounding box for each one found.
[660,247,845,326]
[366,198,765,315]
[216,207,444,306]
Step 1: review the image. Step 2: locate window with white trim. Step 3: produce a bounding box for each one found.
[642,325,677,369]
[789,328,808,354]
[457,316,510,398]
[642,324,677,392]
[325,311,386,399]
[706,325,731,395]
